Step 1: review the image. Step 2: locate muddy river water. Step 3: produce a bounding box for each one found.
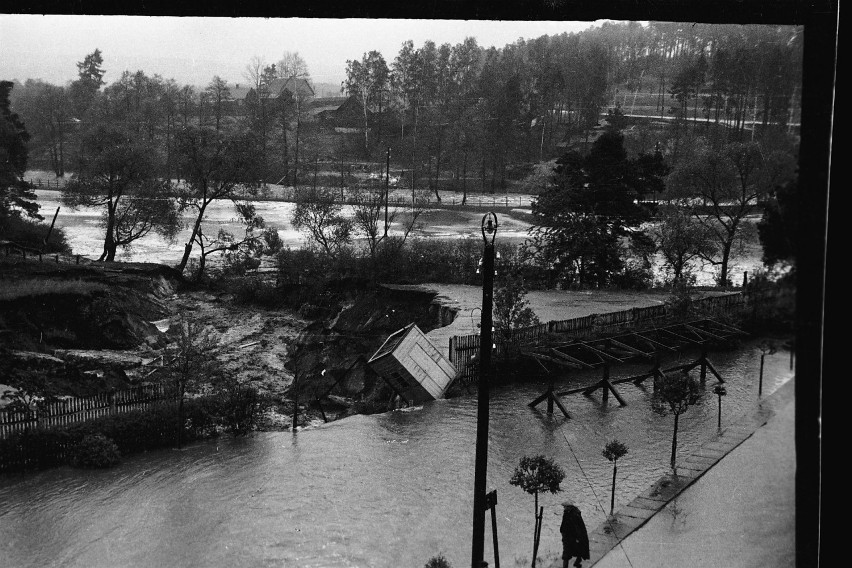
[34,190,764,287]
[0,340,793,568]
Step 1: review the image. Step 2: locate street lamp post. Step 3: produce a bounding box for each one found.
[472,212,498,568]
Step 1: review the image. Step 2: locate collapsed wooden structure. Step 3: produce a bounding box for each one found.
[368,323,458,405]
[523,318,747,418]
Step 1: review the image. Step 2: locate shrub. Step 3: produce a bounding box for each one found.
[666,277,696,319]
[0,426,73,470]
[0,215,72,254]
[216,383,263,436]
[610,261,654,290]
[424,554,452,568]
[0,392,265,473]
[228,277,280,308]
[182,396,220,438]
[70,434,121,468]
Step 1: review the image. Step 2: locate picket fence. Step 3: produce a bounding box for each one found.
[0,383,172,440]
[449,292,751,382]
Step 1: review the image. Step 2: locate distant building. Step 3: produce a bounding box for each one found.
[368,323,457,405]
[224,77,314,115]
[311,95,370,131]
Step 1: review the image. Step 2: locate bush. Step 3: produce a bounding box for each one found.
[610,261,654,290]
[0,426,73,470]
[424,554,452,568]
[182,396,221,438]
[666,278,696,319]
[0,392,268,473]
[0,215,72,254]
[228,277,280,308]
[70,434,121,468]
[215,383,263,436]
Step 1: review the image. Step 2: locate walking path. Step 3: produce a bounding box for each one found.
[543,376,795,567]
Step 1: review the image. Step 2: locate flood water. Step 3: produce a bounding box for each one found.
[34,189,764,286]
[0,340,793,568]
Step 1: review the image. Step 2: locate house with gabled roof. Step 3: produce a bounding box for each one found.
[224,77,314,114]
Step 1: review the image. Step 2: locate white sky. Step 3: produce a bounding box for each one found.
[0,15,604,91]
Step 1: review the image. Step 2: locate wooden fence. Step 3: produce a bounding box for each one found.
[26,177,67,190]
[2,240,91,265]
[449,292,753,382]
[0,383,172,439]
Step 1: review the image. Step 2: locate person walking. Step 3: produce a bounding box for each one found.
[560,501,590,568]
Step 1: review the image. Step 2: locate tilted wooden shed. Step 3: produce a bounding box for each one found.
[368,323,457,404]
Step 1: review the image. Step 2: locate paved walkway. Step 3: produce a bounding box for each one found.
[543,377,796,568]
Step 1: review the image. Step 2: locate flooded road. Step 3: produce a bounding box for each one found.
[0,340,793,568]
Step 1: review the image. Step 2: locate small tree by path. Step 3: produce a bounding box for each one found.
[651,370,702,470]
[602,440,628,515]
[423,554,452,568]
[161,318,221,448]
[510,454,565,567]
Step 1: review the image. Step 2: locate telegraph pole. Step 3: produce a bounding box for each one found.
[472,212,497,568]
[384,146,391,238]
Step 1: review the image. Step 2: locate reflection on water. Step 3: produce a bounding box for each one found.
[0,340,793,568]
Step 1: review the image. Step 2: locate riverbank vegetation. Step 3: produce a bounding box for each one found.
[0,391,265,472]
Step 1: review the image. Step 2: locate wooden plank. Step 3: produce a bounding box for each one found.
[524,351,583,369]
[657,327,701,345]
[683,323,726,341]
[633,332,679,351]
[609,337,654,358]
[577,342,625,363]
[549,348,595,368]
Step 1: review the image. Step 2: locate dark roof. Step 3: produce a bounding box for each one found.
[227,77,314,100]
[310,96,348,109]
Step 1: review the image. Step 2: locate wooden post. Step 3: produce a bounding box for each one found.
[531,505,544,567]
[292,366,299,431]
[717,392,722,428]
[485,490,500,568]
[55,254,59,263]
[315,397,328,423]
[546,382,554,414]
[759,353,765,396]
[700,345,708,383]
[76,255,80,265]
[491,504,500,568]
[602,363,610,405]
[610,461,618,514]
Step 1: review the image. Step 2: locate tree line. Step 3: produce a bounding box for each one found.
[341,22,801,199]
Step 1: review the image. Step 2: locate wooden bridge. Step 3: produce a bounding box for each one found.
[523,318,747,417]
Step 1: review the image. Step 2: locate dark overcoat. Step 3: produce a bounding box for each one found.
[560,505,590,560]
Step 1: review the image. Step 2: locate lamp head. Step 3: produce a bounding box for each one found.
[481,212,498,244]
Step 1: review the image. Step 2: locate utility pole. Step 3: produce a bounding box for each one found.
[384,146,391,238]
[472,212,497,568]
